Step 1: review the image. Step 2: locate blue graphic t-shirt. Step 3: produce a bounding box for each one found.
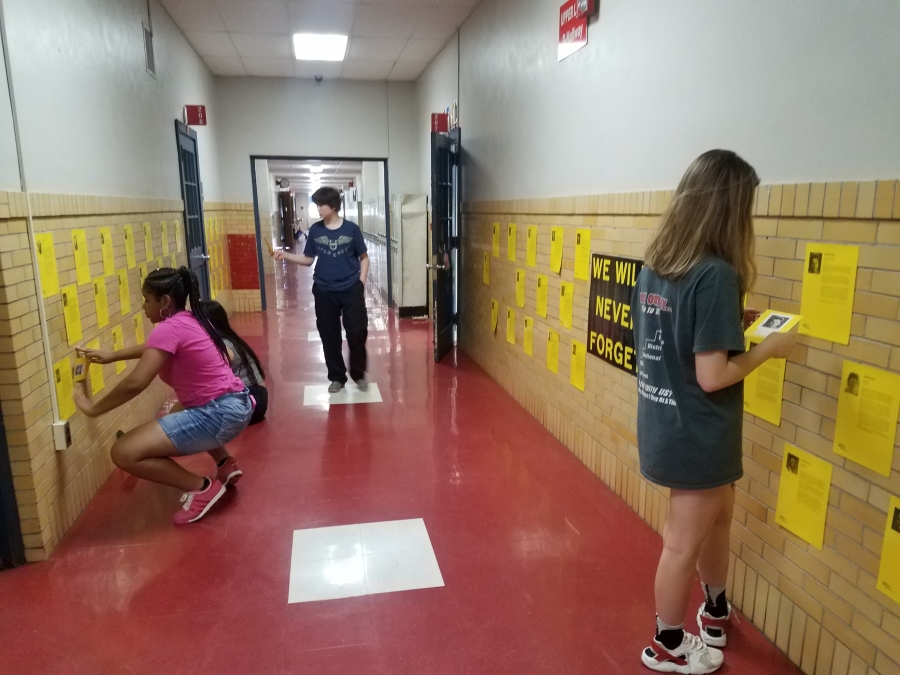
[303,219,367,292]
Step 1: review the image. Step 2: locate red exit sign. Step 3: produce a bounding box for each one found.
[184,105,207,126]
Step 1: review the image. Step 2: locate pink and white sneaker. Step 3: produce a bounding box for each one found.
[173,478,226,525]
[697,601,733,647]
[641,632,724,674]
[216,457,243,488]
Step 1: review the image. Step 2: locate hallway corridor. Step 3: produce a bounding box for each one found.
[0,266,801,675]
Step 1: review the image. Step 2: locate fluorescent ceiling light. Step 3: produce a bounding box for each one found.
[309,165,324,173]
[293,33,348,61]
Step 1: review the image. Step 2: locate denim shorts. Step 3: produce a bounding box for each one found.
[159,390,253,456]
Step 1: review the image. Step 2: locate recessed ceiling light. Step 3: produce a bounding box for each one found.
[293,33,348,61]
[309,165,324,173]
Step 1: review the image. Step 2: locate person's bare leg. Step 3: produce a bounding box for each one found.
[697,484,735,588]
[110,421,204,493]
[208,446,230,464]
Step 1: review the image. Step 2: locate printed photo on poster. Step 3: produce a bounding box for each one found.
[745,309,801,339]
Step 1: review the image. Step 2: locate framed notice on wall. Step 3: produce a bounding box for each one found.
[587,253,642,375]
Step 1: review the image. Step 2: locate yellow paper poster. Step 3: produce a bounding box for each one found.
[99,227,115,277]
[507,223,517,262]
[743,338,786,426]
[516,269,526,308]
[570,339,586,392]
[834,361,900,477]
[171,254,177,269]
[546,329,559,374]
[117,269,130,315]
[550,226,564,274]
[746,309,801,339]
[876,496,900,604]
[143,222,153,260]
[53,356,75,421]
[526,225,538,267]
[86,338,104,395]
[483,253,490,285]
[524,316,534,356]
[559,281,574,329]
[133,313,145,345]
[775,444,832,549]
[799,243,858,345]
[574,228,591,281]
[492,222,500,257]
[93,277,109,329]
[34,233,59,298]
[491,299,499,334]
[60,284,83,346]
[111,324,126,374]
[174,220,183,253]
[161,221,170,256]
[506,308,516,345]
[123,224,136,269]
[138,262,148,290]
[71,229,91,285]
[156,257,164,270]
[534,275,548,320]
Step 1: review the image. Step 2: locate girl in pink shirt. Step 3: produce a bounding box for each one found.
[76,267,253,525]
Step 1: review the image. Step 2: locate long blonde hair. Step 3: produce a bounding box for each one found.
[645,150,759,297]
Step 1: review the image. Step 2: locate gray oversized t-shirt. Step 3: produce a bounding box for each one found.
[631,257,746,490]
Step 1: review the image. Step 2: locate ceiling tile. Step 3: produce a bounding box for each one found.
[341,61,394,80]
[412,6,473,40]
[293,60,345,79]
[347,37,407,62]
[287,1,357,35]
[202,55,248,76]
[242,57,296,77]
[388,61,428,81]
[214,0,290,34]
[159,0,227,32]
[184,31,238,57]
[231,33,292,58]
[352,5,426,39]
[397,38,446,63]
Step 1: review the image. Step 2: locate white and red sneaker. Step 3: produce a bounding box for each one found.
[216,457,243,488]
[641,632,724,674]
[697,601,732,647]
[173,478,226,525]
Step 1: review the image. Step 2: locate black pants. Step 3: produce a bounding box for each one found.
[313,281,368,384]
[248,384,268,425]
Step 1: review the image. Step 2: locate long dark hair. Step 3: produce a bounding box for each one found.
[201,300,265,385]
[143,267,229,364]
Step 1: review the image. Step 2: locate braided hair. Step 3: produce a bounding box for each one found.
[200,300,265,385]
[143,267,230,364]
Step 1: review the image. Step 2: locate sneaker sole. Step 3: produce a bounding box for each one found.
[182,483,227,524]
[221,470,243,488]
[640,651,721,674]
[697,607,728,648]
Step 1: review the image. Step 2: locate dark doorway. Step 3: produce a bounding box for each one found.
[429,129,460,363]
[175,120,210,299]
[0,411,25,570]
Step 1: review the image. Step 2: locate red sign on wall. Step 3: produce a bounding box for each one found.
[431,113,449,133]
[184,105,207,126]
[558,0,596,62]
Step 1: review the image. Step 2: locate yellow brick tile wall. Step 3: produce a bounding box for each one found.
[204,202,263,313]
[461,181,900,675]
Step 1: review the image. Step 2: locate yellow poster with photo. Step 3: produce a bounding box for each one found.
[515,269,526,308]
[93,277,109,329]
[156,257,164,270]
[775,443,832,549]
[546,329,559,374]
[559,281,574,329]
[876,496,900,605]
[745,309,801,339]
[86,338,104,395]
[574,228,591,281]
[138,262,148,290]
[492,222,500,257]
[799,243,858,345]
[482,253,490,285]
[60,284,83,346]
[536,274,548,318]
[490,299,499,334]
[506,308,516,345]
[743,337,787,426]
[133,313,145,345]
[550,226,564,274]
[524,316,534,356]
[171,254,177,269]
[123,224,136,269]
[71,229,91,285]
[834,361,900,477]
[53,357,75,420]
[174,220,183,253]
[570,339,586,392]
[143,222,153,260]
[117,269,130,315]
[161,221,170,256]
[507,223,517,262]
[34,233,59,297]
[526,225,538,267]
[99,227,115,277]
[111,324,127,374]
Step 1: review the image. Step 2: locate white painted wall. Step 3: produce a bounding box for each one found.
[429,0,900,202]
[2,0,221,199]
[215,78,418,203]
[0,26,20,192]
[415,38,459,203]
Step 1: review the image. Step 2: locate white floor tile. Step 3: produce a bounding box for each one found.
[292,524,362,563]
[360,518,432,555]
[303,383,383,406]
[307,330,346,342]
[364,548,445,596]
[288,556,368,603]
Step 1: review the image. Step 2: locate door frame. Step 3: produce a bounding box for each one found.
[0,410,25,570]
[174,120,210,299]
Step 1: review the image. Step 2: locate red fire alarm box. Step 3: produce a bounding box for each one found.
[431,113,449,133]
[184,105,207,126]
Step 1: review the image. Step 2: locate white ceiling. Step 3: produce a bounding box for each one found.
[268,160,365,193]
[158,0,479,81]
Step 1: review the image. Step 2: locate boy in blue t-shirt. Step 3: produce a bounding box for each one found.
[274,187,369,393]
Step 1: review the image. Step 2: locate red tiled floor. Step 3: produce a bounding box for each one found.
[0,264,802,675]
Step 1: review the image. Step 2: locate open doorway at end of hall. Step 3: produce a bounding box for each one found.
[250,157,399,312]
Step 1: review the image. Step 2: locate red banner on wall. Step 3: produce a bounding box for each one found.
[558,0,596,62]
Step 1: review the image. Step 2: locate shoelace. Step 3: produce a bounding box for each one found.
[180,492,194,511]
